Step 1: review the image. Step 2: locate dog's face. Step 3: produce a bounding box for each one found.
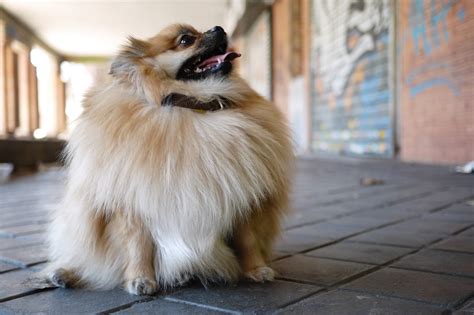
[110,24,240,83]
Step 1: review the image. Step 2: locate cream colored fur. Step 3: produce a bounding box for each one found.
[43,24,293,293]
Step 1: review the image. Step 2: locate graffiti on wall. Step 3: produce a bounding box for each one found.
[314,0,390,96]
[311,0,392,156]
[404,0,466,97]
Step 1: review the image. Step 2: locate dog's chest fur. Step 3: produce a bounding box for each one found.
[68,94,278,234]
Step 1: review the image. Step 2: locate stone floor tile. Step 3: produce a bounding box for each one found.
[283,211,332,229]
[167,280,321,313]
[285,222,368,242]
[338,185,441,212]
[454,298,474,314]
[0,244,48,267]
[272,255,372,286]
[0,268,37,302]
[0,261,19,273]
[430,236,474,254]
[459,227,474,237]
[0,288,147,314]
[306,241,413,265]
[326,215,397,229]
[0,236,43,251]
[272,251,290,261]
[443,202,474,215]
[344,268,474,307]
[283,206,353,229]
[421,211,474,223]
[0,223,48,237]
[115,298,228,314]
[275,232,333,254]
[392,249,474,277]
[381,219,471,236]
[278,289,444,315]
[348,229,442,247]
[0,209,47,222]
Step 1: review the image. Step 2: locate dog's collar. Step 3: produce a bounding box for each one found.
[161,93,231,111]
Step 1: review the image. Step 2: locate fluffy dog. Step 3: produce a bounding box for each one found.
[42,24,292,295]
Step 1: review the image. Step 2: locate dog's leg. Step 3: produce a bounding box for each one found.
[234,219,275,282]
[48,267,80,288]
[111,213,157,295]
[44,205,109,289]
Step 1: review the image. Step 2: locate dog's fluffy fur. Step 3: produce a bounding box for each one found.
[43,24,293,295]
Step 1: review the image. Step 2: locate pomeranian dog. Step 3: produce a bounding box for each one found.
[41,24,292,295]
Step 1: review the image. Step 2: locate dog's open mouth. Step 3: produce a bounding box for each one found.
[176,48,241,81]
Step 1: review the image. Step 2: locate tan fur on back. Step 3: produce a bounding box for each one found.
[46,24,293,290]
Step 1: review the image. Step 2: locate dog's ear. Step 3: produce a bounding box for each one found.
[109,37,151,77]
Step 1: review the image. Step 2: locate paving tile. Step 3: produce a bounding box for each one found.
[0,223,48,237]
[430,235,474,254]
[421,211,474,223]
[278,289,443,315]
[454,297,474,314]
[327,215,397,229]
[168,280,320,313]
[443,202,474,215]
[338,185,441,212]
[459,227,474,237]
[283,210,333,229]
[285,222,368,242]
[116,298,229,314]
[410,188,474,210]
[0,236,44,251]
[0,216,49,229]
[392,249,474,277]
[348,229,442,248]
[284,206,352,229]
[344,268,474,307]
[272,251,290,261]
[275,231,333,254]
[272,255,372,286]
[0,268,37,302]
[0,244,48,267]
[0,288,147,314]
[0,261,19,273]
[356,208,416,221]
[381,219,471,236]
[306,241,413,265]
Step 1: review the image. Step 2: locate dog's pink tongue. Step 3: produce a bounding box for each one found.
[199,52,241,67]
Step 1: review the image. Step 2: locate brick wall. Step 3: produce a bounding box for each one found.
[398,0,474,164]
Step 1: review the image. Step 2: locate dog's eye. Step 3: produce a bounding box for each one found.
[179,35,196,47]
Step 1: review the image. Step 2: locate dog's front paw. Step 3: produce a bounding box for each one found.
[243,266,275,283]
[125,277,157,296]
[49,268,78,288]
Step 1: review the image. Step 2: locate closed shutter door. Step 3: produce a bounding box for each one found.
[311,0,394,156]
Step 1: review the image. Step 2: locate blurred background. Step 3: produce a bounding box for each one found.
[0,0,472,171]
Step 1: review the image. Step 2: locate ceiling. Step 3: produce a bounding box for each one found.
[1,0,235,57]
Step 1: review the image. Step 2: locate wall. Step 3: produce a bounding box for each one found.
[310,0,394,156]
[272,0,291,118]
[272,0,312,152]
[0,8,64,138]
[239,10,272,100]
[399,0,474,164]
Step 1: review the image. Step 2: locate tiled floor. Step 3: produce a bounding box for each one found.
[0,157,473,314]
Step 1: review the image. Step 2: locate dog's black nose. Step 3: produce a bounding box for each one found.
[210,26,225,33]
